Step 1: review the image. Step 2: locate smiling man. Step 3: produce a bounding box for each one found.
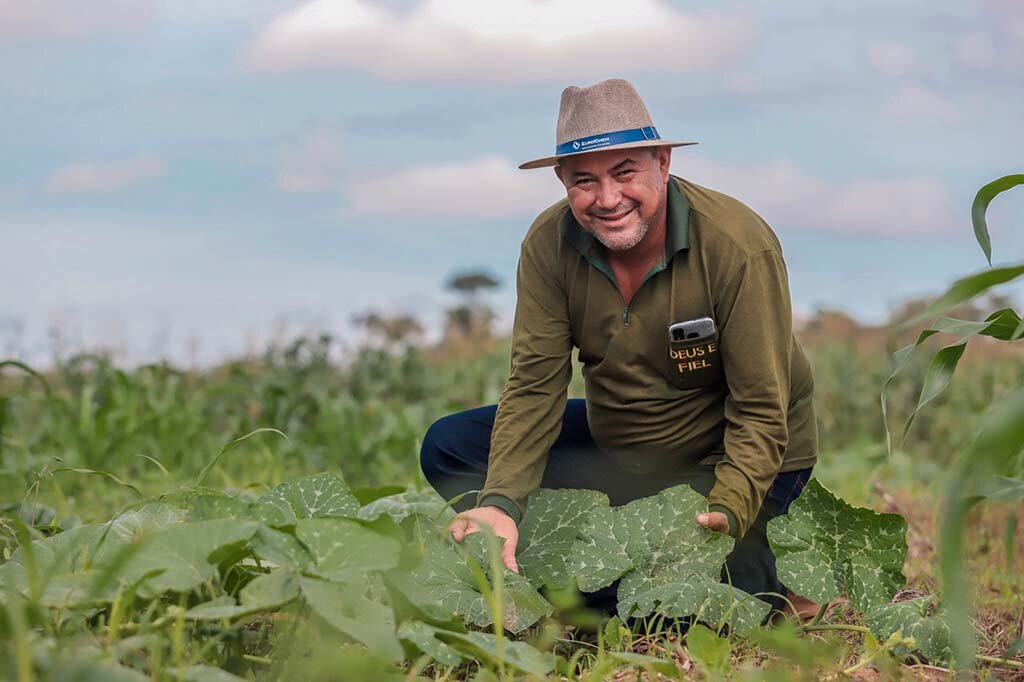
[420,79,819,618]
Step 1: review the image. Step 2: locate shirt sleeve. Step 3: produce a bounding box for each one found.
[707,249,793,537]
[478,239,574,520]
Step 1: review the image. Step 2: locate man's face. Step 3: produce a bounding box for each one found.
[554,146,671,252]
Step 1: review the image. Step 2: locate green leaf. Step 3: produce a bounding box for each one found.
[569,484,765,630]
[295,517,402,581]
[432,628,556,676]
[413,533,553,633]
[185,571,300,620]
[899,264,1024,329]
[970,475,1024,502]
[357,488,452,524]
[971,174,1024,265]
[170,665,249,682]
[901,340,968,442]
[118,520,260,598]
[397,620,468,668]
[257,472,361,526]
[44,658,149,682]
[299,577,404,662]
[881,307,1022,456]
[606,651,678,675]
[187,493,253,522]
[767,479,907,612]
[250,524,313,570]
[867,596,954,664]
[940,384,1024,667]
[686,623,732,680]
[382,570,466,630]
[515,488,609,589]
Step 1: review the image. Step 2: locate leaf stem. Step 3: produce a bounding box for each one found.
[242,654,273,665]
[976,654,1024,670]
[799,624,872,635]
[808,602,828,627]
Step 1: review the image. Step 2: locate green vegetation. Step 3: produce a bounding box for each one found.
[1,178,1022,679]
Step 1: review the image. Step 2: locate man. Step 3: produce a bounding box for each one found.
[420,78,819,617]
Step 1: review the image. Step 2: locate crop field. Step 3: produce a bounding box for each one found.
[1,181,1022,680]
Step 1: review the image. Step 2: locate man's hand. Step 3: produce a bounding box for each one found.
[696,511,731,535]
[448,506,520,573]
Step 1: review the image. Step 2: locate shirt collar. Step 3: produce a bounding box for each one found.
[559,174,691,265]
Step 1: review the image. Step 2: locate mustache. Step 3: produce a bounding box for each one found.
[588,200,638,218]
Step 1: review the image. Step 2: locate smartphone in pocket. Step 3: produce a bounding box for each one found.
[668,317,716,341]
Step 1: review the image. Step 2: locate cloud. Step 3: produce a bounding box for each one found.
[0,0,151,43]
[47,157,166,195]
[673,154,954,236]
[343,152,957,234]
[955,32,997,68]
[247,0,755,82]
[342,156,565,218]
[879,85,962,125]
[276,130,345,193]
[864,41,917,77]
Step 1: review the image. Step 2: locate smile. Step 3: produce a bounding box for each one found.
[593,207,635,226]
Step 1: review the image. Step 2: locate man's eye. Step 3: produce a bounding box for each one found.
[618,170,636,178]
[576,179,593,186]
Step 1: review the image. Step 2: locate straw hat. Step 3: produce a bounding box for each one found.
[518,78,697,170]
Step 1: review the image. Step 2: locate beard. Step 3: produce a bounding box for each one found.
[589,191,665,252]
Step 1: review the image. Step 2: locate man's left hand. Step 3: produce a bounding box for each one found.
[696,512,730,535]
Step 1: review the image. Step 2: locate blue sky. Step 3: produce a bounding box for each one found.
[1,0,1022,365]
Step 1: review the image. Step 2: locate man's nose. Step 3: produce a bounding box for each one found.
[595,178,622,210]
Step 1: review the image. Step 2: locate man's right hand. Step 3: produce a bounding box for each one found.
[448,506,520,573]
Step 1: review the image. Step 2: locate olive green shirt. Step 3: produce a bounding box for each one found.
[478,175,818,538]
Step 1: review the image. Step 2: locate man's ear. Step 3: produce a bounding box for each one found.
[553,163,564,186]
[657,146,672,181]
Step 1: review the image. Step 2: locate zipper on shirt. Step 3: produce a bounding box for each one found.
[620,261,667,328]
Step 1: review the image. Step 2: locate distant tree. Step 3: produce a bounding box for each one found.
[442,268,501,351]
[445,271,500,299]
[352,310,424,350]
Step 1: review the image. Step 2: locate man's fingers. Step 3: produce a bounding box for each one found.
[502,541,520,574]
[449,518,473,541]
[696,512,730,534]
[450,517,484,542]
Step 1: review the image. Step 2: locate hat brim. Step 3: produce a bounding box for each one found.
[518,139,697,170]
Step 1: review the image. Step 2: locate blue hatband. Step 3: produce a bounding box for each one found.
[555,126,661,156]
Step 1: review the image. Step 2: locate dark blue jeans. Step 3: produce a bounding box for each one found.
[420,398,812,616]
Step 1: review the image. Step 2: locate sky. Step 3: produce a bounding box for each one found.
[1,0,1022,366]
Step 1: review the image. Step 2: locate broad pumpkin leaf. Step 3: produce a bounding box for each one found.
[42,658,149,682]
[767,479,907,612]
[568,484,765,630]
[515,488,609,588]
[299,576,404,662]
[397,620,468,668]
[430,626,556,676]
[185,570,300,620]
[187,493,253,522]
[295,517,402,581]
[170,665,249,682]
[413,533,553,633]
[249,524,313,570]
[0,506,184,607]
[867,596,954,664]
[257,472,361,526]
[117,519,260,598]
[358,488,452,524]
